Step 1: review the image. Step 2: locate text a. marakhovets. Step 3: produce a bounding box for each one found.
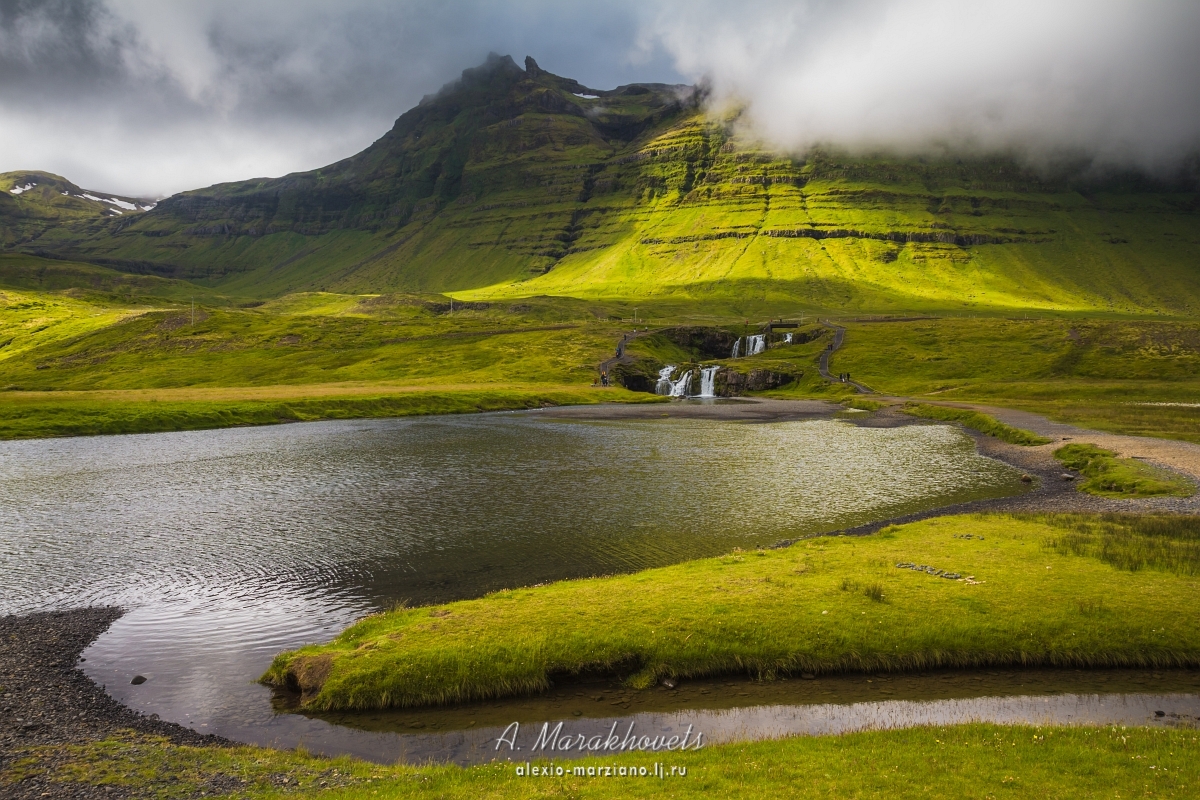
[495,720,704,753]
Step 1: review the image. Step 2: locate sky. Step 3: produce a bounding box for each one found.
[2,0,1198,198]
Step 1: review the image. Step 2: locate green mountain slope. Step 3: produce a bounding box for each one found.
[5,55,1199,313]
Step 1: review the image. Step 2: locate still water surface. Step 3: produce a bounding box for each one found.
[0,411,1059,758]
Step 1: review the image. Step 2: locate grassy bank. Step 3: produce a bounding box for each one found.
[0,386,655,439]
[902,403,1051,445]
[1055,443,1195,498]
[263,514,1200,711]
[828,317,1200,443]
[8,724,1199,799]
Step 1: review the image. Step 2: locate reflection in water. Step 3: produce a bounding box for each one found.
[0,413,1031,757]
[388,690,1200,765]
[298,669,1200,765]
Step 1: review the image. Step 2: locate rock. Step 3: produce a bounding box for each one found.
[130,675,147,685]
[658,326,739,359]
[716,368,798,396]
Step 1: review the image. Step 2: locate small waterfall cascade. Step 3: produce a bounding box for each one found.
[655,365,677,396]
[732,334,768,358]
[784,332,793,344]
[668,370,693,397]
[699,366,720,398]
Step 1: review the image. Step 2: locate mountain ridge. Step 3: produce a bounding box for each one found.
[2,55,1198,314]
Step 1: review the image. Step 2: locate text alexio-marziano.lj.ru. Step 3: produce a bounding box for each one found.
[497,720,702,777]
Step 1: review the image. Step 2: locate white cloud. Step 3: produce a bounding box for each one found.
[643,0,1200,173]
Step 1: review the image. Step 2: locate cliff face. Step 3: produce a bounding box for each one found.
[5,55,1200,314]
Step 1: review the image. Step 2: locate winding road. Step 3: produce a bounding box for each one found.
[819,323,874,394]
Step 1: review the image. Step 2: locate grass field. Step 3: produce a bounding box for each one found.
[827,316,1200,442]
[6,724,1198,799]
[0,265,675,437]
[263,513,1200,711]
[7,258,1200,441]
[0,385,654,439]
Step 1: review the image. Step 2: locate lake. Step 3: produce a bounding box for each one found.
[0,409,1044,759]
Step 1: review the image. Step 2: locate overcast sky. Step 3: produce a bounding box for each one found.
[2,0,1198,197]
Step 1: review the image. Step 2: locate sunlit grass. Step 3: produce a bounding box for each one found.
[1036,513,1200,574]
[263,514,1200,712]
[831,317,1200,442]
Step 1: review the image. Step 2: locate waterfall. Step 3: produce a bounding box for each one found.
[668,370,693,397]
[655,365,676,396]
[732,334,766,358]
[784,332,793,344]
[699,366,719,398]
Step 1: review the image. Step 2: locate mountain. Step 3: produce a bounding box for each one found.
[3,55,1200,313]
[0,171,155,249]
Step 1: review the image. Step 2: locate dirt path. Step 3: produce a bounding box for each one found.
[597,329,648,381]
[921,401,1200,511]
[819,323,874,394]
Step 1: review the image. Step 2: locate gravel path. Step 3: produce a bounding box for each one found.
[936,402,1200,514]
[0,608,228,799]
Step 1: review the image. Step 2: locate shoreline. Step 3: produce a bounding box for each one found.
[0,608,228,799]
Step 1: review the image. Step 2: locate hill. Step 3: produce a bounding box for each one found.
[0,171,155,249]
[2,54,1199,314]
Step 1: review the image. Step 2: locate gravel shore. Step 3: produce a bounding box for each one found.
[0,607,227,799]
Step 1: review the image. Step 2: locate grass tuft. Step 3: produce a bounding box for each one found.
[1054,444,1194,498]
[9,725,1200,799]
[1035,513,1200,573]
[902,403,1051,445]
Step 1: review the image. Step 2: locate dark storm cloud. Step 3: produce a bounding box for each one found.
[0,0,682,196]
[1,1,1197,196]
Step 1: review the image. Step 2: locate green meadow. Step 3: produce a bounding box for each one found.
[0,255,669,438]
[1055,443,1195,498]
[264,513,1200,711]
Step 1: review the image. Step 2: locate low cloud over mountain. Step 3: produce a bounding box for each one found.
[1,0,1196,196]
[649,0,1200,176]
